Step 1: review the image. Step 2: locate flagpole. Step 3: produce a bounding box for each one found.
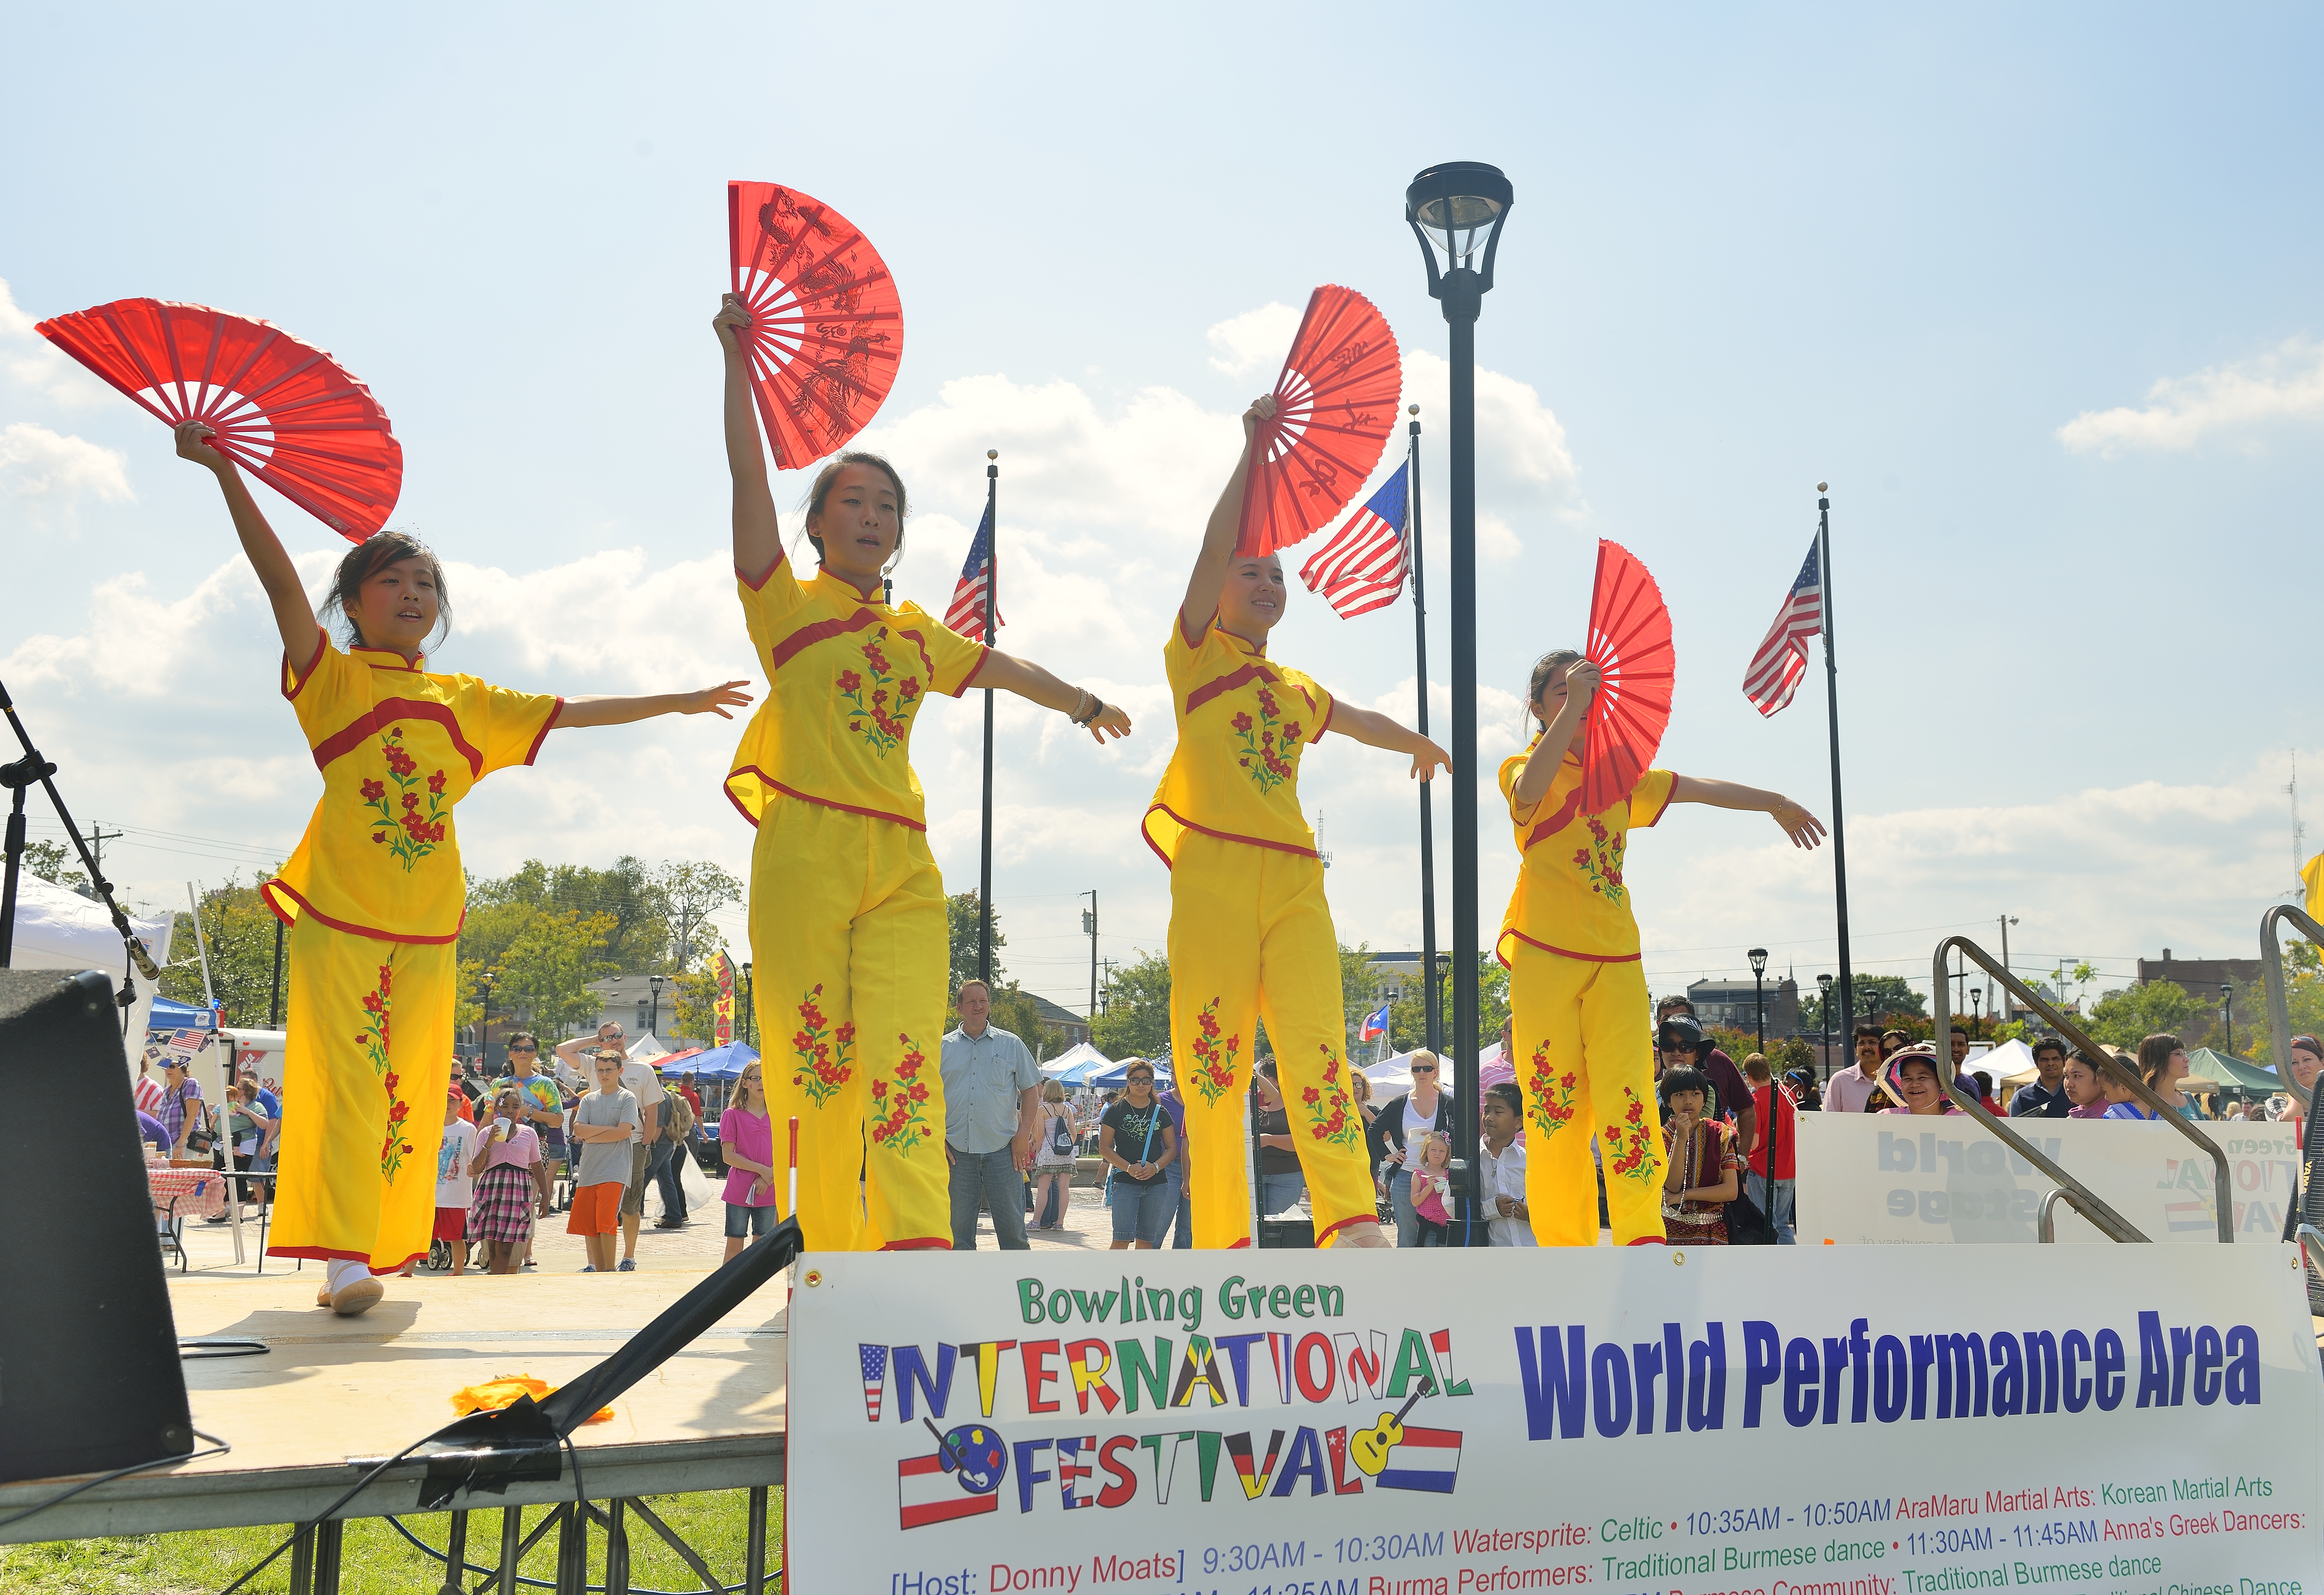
[1407,407,1441,1055]
[1817,484,1856,1059]
[979,451,998,985]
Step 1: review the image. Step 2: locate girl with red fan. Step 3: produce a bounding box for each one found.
[1148,395,1451,1250]
[171,422,752,1314]
[1499,651,1824,1247]
[712,296,1131,1253]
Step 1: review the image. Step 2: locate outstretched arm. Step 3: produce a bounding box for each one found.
[714,295,784,586]
[1180,396,1271,634]
[970,652,1132,744]
[174,420,320,662]
[1327,703,1450,782]
[1510,661,1599,810]
[1668,776,1826,849]
[555,682,754,730]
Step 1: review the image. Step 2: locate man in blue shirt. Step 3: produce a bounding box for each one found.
[940,980,1042,1250]
[2008,1038,2073,1118]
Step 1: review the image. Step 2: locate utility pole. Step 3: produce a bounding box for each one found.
[1998,915,2018,1022]
[88,822,123,884]
[1080,890,1098,1024]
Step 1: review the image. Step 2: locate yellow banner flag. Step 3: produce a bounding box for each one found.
[714,952,736,1048]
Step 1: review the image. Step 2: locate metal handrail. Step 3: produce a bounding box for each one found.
[2037,1186,2107,1244]
[2260,903,2322,1117]
[1934,935,2240,1241]
[2298,1225,2324,1289]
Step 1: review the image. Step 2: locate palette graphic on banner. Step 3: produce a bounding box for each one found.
[787,1247,2318,1594]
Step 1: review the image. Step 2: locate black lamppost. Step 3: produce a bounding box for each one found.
[741,961,754,1049]
[1405,160,1512,1242]
[1969,987,1981,1039]
[2220,982,2234,1056]
[648,972,665,1039]
[1748,948,1769,1055]
[1817,973,1835,1083]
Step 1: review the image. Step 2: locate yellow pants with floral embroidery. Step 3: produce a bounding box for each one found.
[1508,943,1666,1245]
[267,914,457,1274]
[1166,832,1379,1248]
[747,795,949,1251]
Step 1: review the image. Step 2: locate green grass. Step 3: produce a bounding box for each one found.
[0,1488,782,1594]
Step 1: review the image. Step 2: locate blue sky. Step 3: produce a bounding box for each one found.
[5,5,2318,1020]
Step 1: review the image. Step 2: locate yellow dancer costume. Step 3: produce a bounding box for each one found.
[727,560,987,1251]
[1497,743,1679,1246]
[263,632,561,1274]
[1145,618,1375,1248]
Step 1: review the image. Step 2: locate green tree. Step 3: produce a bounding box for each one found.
[1799,974,1928,1033]
[1385,956,1508,1059]
[656,860,743,970]
[1092,950,1171,1060]
[493,909,619,1036]
[470,856,672,971]
[946,891,1008,990]
[2084,979,2206,1049]
[23,838,91,898]
[2242,941,2324,1063]
[670,924,738,1047]
[162,873,291,1027]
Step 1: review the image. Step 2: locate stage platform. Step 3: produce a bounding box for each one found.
[0,1268,788,1544]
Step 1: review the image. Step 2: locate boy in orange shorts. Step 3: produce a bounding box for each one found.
[567,1049,640,1272]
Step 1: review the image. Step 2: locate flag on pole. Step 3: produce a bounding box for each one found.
[1358,1004,1390,1041]
[945,504,1003,641]
[713,952,735,1048]
[1298,462,1409,619]
[1741,540,1824,717]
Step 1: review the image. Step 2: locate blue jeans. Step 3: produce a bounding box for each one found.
[1260,1170,1307,1217]
[1749,1172,1796,1244]
[1167,1166,1193,1249]
[724,1201,780,1239]
[1108,1177,1175,1246]
[1390,1171,1421,1246]
[649,1139,687,1220]
[949,1146,1029,1250]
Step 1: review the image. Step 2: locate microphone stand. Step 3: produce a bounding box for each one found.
[0,676,163,1002]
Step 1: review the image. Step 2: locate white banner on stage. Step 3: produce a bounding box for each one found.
[1796,1112,2298,1245]
[787,1245,2319,1594]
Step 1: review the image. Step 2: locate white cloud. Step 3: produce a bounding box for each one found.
[0,278,114,408]
[1402,349,1581,560]
[2058,337,2324,454]
[0,421,132,504]
[1205,302,1302,378]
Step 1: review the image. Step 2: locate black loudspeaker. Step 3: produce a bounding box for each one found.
[1256,1218,1314,1249]
[0,968,192,1483]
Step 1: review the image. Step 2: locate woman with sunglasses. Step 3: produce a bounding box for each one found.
[718,1061,781,1262]
[1367,1051,1452,1246]
[1099,1063,1178,1250]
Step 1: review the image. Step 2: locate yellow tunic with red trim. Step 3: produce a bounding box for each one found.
[725,564,989,831]
[263,633,563,940]
[1142,618,1336,865]
[1495,742,1677,965]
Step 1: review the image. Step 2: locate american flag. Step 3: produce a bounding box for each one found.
[1741,539,1824,717]
[944,504,1002,641]
[859,1343,888,1423]
[1298,462,1409,619]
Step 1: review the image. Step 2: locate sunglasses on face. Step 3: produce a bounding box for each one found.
[1127,1074,1154,1084]
[510,1044,537,1054]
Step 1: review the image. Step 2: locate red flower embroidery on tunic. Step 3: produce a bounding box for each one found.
[1187,998,1243,1106]
[870,1033,934,1155]
[790,984,854,1107]
[1231,684,1300,793]
[1524,1045,1581,1140]
[1572,814,1628,903]
[360,726,448,871]
[839,629,921,756]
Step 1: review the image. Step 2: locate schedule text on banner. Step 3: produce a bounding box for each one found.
[1795,1113,2299,1244]
[785,1245,2321,1594]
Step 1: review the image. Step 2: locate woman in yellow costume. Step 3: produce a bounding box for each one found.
[171,422,751,1315]
[1500,649,1823,1246]
[1149,395,1449,1249]
[712,296,1132,1252]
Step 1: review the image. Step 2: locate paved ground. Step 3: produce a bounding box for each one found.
[161,1154,1139,1282]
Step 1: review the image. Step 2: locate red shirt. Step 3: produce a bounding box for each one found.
[678,1085,703,1119]
[1746,1083,1798,1180]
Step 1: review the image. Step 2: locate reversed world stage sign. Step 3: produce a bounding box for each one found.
[1795,1113,2298,1244]
[786,1244,2319,1594]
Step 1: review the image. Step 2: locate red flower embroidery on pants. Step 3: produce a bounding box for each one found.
[1300,1045,1362,1151]
[1186,998,1243,1106]
[1524,1044,1581,1140]
[871,1034,933,1155]
[1602,1085,1660,1185]
[356,961,413,1182]
[790,984,854,1107]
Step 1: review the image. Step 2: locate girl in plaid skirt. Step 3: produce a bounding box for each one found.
[469,1088,549,1273]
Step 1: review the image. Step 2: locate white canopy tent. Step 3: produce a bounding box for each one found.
[6,873,175,1075]
[1979,1037,2040,1089]
[1040,1041,1110,1079]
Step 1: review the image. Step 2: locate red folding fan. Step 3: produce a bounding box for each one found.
[1579,539,1676,816]
[1235,285,1401,557]
[728,181,905,470]
[34,298,402,542]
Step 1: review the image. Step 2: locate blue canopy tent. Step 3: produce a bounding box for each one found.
[146,996,216,1030]
[1088,1060,1172,1090]
[673,1042,758,1083]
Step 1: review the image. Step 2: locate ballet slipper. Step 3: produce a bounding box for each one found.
[329,1277,385,1316]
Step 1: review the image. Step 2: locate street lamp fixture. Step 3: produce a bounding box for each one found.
[648,972,665,1040]
[1969,987,1982,1038]
[741,961,754,1049]
[2220,982,2234,1056]
[1406,160,1512,1246]
[1748,948,1769,1056]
